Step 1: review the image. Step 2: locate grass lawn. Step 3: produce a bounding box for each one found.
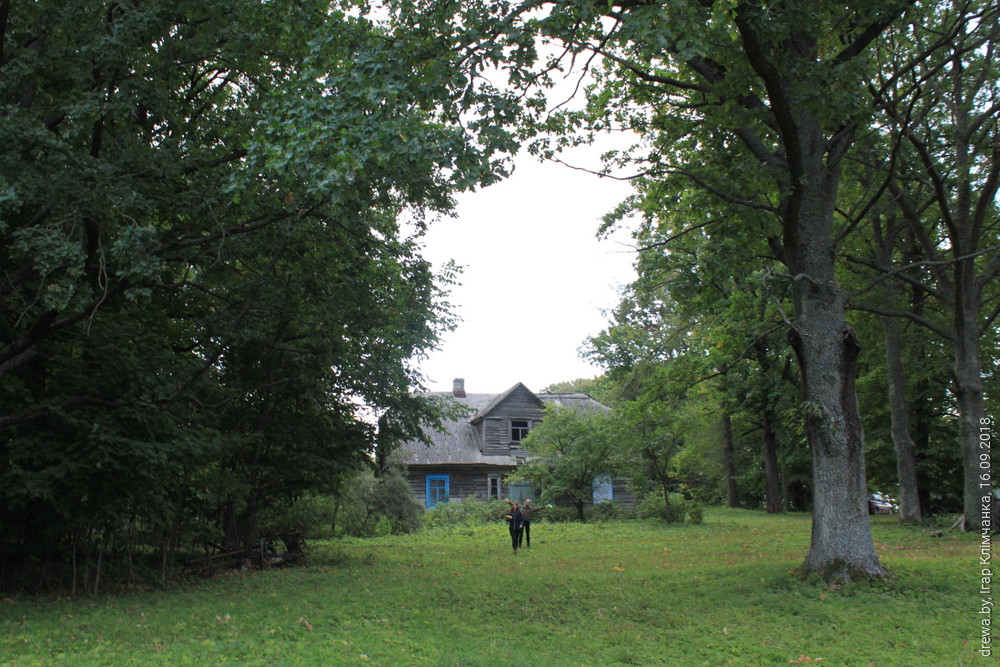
[0,509,986,665]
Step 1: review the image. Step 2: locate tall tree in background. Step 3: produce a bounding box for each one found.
[586,176,802,513]
[625,0,908,581]
[551,0,918,581]
[858,0,999,531]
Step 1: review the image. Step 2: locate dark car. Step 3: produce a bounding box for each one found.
[867,493,894,515]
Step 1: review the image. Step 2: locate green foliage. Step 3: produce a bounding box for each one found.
[635,493,671,521]
[332,468,423,538]
[687,504,704,524]
[257,494,340,541]
[0,0,516,591]
[512,405,616,519]
[586,500,630,522]
[635,492,703,524]
[0,511,978,665]
[537,505,577,523]
[421,498,509,529]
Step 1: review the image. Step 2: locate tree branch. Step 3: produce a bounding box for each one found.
[850,303,953,340]
[982,297,1000,336]
[831,1,917,66]
[844,247,1000,301]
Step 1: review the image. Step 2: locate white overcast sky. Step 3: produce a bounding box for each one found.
[413,146,638,395]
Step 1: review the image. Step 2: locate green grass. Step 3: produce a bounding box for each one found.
[0,509,986,666]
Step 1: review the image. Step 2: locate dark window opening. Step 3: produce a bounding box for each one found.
[487,475,501,500]
[511,419,530,443]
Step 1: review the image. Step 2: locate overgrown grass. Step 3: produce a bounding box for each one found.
[0,509,985,665]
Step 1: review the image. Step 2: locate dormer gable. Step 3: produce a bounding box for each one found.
[469,382,545,456]
[469,382,542,423]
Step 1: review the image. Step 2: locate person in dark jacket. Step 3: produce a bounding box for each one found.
[506,498,547,549]
[505,503,524,553]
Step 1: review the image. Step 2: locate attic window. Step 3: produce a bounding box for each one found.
[510,419,530,443]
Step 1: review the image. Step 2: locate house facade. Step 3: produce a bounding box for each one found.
[396,379,632,508]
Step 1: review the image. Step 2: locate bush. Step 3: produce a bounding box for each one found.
[636,493,704,524]
[538,505,576,523]
[422,498,509,528]
[259,494,339,541]
[636,493,670,521]
[687,504,704,525]
[587,501,626,522]
[332,467,423,538]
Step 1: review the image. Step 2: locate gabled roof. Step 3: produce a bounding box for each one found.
[469,382,544,423]
[396,383,610,468]
[396,391,520,466]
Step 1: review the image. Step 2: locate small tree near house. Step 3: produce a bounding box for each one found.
[510,405,616,522]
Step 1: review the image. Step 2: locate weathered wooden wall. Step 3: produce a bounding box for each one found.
[407,465,517,507]
[478,385,544,456]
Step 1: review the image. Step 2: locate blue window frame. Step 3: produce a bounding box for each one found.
[592,474,614,503]
[426,474,450,507]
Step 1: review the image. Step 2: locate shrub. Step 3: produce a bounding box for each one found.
[332,467,423,537]
[687,504,704,525]
[538,505,576,523]
[422,498,509,528]
[587,500,625,522]
[259,494,338,541]
[668,494,689,523]
[636,493,670,521]
[636,493,703,523]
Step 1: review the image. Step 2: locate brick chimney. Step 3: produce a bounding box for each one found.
[452,378,466,398]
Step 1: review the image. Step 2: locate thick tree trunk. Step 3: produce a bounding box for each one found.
[722,413,740,508]
[880,316,922,522]
[791,309,885,581]
[783,132,886,583]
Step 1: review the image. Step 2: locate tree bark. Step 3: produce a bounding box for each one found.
[661,485,672,523]
[722,413,740,508]
[954,261,988,530]
[781,121,886,582]
[762,396,782,513]
[728,3,889,581]
[880,315,922,522]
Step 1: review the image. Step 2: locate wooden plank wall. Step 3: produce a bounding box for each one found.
[481,386,545,456]
[407,465,517,506]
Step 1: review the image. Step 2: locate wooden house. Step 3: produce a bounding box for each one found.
[396,379,631,508]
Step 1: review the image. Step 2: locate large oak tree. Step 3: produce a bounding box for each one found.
[392,0,939,582]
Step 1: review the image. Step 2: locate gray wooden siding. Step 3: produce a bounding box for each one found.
[407,465,517,507]
[612,480,636,509]
[482,417,508,455]
[480,385,544,455]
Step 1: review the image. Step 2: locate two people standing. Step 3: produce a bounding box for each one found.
[504,498,544,552]
[505,501,525,553]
